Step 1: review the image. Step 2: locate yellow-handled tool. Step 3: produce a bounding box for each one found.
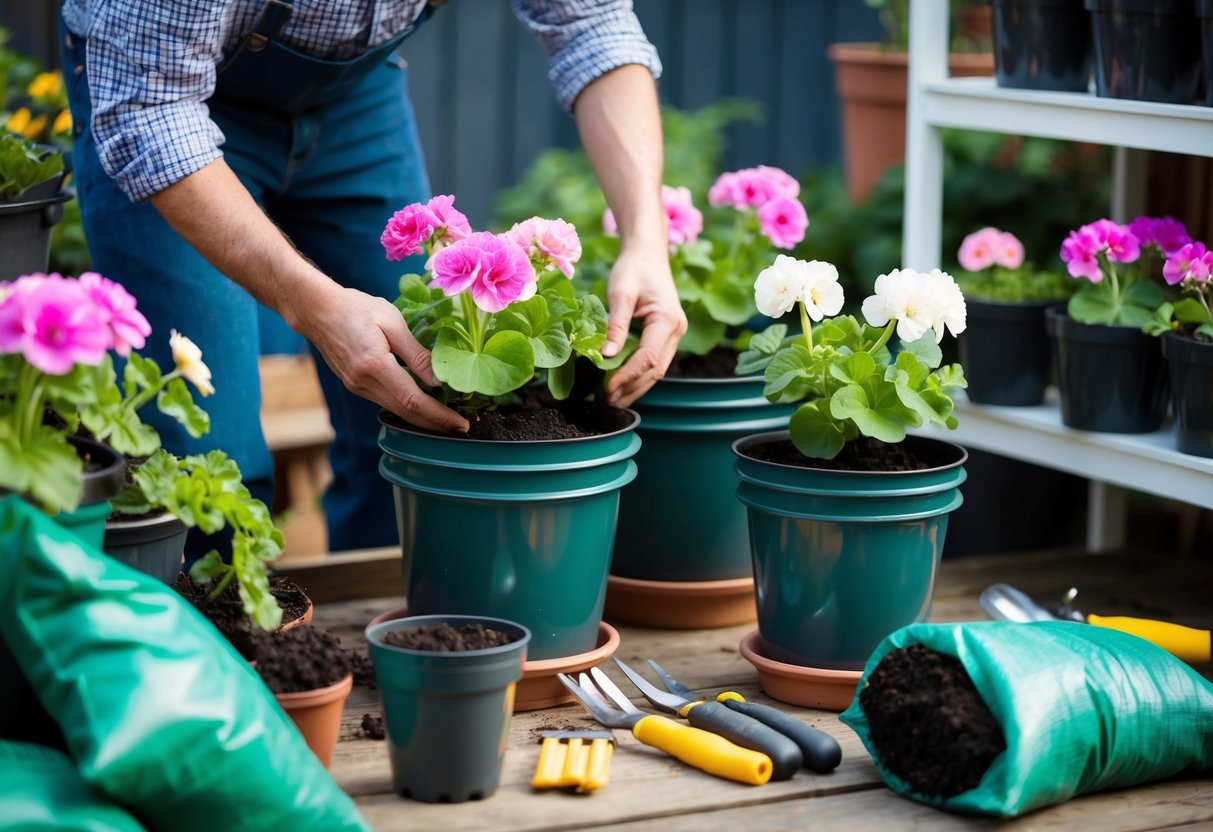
[556,671,772,786]
[532,731,614,793]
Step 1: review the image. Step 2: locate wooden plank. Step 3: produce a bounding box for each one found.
[272,547,400,605]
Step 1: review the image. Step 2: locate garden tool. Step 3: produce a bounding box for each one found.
[979,582,1211,664]
[555,671,773,786]
[614,658,842,775]
[531,731,614,794]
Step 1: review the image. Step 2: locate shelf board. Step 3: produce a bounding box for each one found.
[920,77,1213,156]
[916,393,1213,510]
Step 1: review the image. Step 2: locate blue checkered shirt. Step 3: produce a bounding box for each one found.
[62,0,661,202]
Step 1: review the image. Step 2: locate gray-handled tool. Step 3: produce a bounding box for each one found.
[614,657,840,777]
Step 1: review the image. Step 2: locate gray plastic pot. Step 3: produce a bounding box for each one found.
[366,614,530,804]
[0,176,71,281]
[103,512,188,584]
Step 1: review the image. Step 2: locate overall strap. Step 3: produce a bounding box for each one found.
[247,0,294,52]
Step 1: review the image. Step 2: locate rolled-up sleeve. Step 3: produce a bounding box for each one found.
[81,1,226,202]
[512,0,662,112]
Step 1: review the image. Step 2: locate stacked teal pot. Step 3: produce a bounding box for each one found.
[378,410,639,661]
[733,433,967,671]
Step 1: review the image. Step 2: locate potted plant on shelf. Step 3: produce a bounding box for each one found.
[1086,0,1201,104]
[954,226,1071,406]
[990,0,1092,92]
[378,196,637,707]
[731,259,968,710]
[605,169,803,630]
[1145,240,1213,457]
[1048,216,1184,433]
[0,133,71,280]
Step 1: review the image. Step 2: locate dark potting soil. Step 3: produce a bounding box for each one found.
[859,643,1006,798]
[361,713,386,741]
[381,621,520,652]
[743,436,936,472]
[349,648,377,689]
[665,347,741,379]
[466,404,632,441]
[172,573,311,659]
[250,625,353,694]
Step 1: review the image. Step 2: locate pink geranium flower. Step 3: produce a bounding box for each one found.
[1130,215,1191,255]
[505,217,582,278]
[0,273,109,374]
[1164,242,1209,285]
[431,231,537,313]
[381,203,439,260]
[1102,225,1140,264]
[426,194,472,248]
[1060,229,1103,283]
[662,185,703,248]
[994,231,1025,269]
[957,227,1000,271]
[708,171,739,208]
[77,272,151,356]
[756,166,800,200]
[757,195,808,250]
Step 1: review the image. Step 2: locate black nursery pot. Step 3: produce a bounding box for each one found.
[1046,308,1168,433]
[1200,0,1213,107]
[958,299,1055,406]
[991,0,1092,92]
[1084,0,1202,104]
[1162,331,1213,457]
[0,174,71,281]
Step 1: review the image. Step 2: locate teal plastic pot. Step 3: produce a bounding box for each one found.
[103,512,188,583]
[1162,331,1213,458]
[733,432,967,671]
[613,377,796,582]
[366,615,530,803]
[378,409,640,661]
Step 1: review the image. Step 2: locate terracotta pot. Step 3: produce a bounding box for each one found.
[275,673,353,769]
[828,43,994,202]
[278,596,314,632]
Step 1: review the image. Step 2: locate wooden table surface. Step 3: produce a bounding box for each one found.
[312,548,1213,831]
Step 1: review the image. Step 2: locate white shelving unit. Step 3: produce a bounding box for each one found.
[903,2,1213,549]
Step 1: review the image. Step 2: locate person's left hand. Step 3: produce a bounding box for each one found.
[602,244,686,407]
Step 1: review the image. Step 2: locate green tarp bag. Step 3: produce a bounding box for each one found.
[840,621,1213,817]
[0,740,146,831]
[0,496,369,832]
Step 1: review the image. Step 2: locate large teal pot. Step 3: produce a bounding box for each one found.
[733,432,967,671]
[378,409,640,661]
[612,377,796,582]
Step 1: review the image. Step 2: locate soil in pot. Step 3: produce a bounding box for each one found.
[172,574,311,658]
[380,621,521,651]
[664,347,740,379]
[249,625,352,694]
[859,643,1006,798]
[742,436,947,472]
[389,399,634,442]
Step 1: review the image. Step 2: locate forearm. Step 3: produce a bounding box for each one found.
[148,159,333,336]
[573,64,666,255]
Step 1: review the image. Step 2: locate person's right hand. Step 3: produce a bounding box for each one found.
[294,284,469,433]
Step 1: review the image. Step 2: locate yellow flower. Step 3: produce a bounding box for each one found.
[170,329,215,397]
[53,109,72,135]
[6,107,31,135]
[27,71,64,101]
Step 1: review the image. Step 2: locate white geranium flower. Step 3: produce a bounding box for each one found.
[754,254,808,318]
[861,269,939,343]
[926,269,967,341]
[799,260,845,322]
[170,329,214,397]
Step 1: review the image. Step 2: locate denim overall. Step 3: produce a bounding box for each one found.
[63,2,433,556]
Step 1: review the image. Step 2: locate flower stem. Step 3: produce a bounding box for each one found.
[1106,258,1121,322]
[799,301,813,350]
[868,321,896,355]
[15,362,42,446]
[124,371,174,415]
[460,292,486,351]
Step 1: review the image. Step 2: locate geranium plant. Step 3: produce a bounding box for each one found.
[737,257,968,459]
[602,166,809,356]
[1059,216,1190,327]
[0,133,63,201]
[383,195,621,414]
[953,226,1070,302]
[1144,240,1213,341]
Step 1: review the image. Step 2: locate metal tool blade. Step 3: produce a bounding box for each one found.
[589,667,644,716]
[613,657,685,713]
[647,659,695,699]
[557,673,635,730]
[978,582,1060,623]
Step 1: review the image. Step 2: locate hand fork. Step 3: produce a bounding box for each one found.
[556,670,772,786]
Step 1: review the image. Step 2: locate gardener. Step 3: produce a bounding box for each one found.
[60,0,684,553]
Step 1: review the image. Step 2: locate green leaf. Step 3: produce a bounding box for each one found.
[433,328,535,396]
[547,358,576,400]
[0,426,82,513]
[830,383,912,443]
[788,399,846,460]
[188,550,227,583]
[679,301,728,356]
[828,351,876,385]
[109,481,153,515]
[1142,303,1176,337]
[700,273,755,326]
[935,363,968,392]
[1068,287,1115,325]
[763,344,819,403]
[495,296,572,369]
[900,335,943,369]
[1173,298,1212,326]
[570,295,610,357]
[1196,323,1213,340]
[679,239,716,272]
[751,324,788,355]
[123,352,163,399]
[1123,279,1165,309]
[0,135,64,201]
[157,377,211,438]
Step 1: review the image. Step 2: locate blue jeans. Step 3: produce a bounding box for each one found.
[62,30,431,555]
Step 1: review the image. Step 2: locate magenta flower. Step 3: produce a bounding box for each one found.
[431,231,537,313]
[1164,242,1209,285]
[757,195,809,250]
[957,227,1000,272]
[381,202,439,261]
[662,185,703,248]
[1060,229,1103,283]
[1130,215,1191,255]
[505,217,582,278]
[426,195,472,247]
[77,271,151,356]
[1103,225,1141,264]
[0,273,109,374]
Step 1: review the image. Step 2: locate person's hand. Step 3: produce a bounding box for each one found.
[293,285,469,433]
[602,244,686,407]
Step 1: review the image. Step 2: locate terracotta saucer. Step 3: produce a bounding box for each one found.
[738,630,863,712]
[604,574,756,629]
[364,607,620,712]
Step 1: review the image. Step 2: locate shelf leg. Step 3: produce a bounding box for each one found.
[1086,481,1126,553]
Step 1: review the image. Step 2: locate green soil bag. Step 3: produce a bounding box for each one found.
[0,496,369,832]
[0,740,146,831]
[840,621,1213,817]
